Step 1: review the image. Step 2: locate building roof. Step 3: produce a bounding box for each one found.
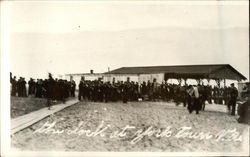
[105,64,247,81]
[65,73,103,76]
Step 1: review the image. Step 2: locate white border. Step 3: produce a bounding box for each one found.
[1,1,11,156]
[1,1,249,157]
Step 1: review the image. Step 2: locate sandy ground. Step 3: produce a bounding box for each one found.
[11,96,48,118]
[11,96,74,118]
[11,101,249,152]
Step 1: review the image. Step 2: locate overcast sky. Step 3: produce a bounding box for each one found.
[5,1,249,80]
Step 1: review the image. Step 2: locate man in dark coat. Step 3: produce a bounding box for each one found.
[70,80,76,97]
[193,85,201,114]
[78,77,84,101]
[46,73,55,109]
[228,83,238,115]
[28,78,36,96]
[11,76,17,96]
[122,79,130,103]
[180,85,187,107]
[198,85,206,111]
[237,98,249,124]
[141,81,148,100]
[35,79,43,98]
[186,85,194,113]
[237,83,249,124]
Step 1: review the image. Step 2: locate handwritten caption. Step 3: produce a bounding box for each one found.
[33,121,242,144]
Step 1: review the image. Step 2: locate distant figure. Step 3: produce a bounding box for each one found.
[198,84,206,111]
[193,85,201,114]
[237,98,249,124]
[237,83,249,124]
[122,79,130,103]
[78,77,85,101]
[180,85,187,107]
[228,83,238,115]
[28,78,36,96]
[140,81,147,100]
[152,79,158,101]
[70,80,76,97]
[187,85,201,114]
[46,73,55,110]
[22,78,27,97]
[11,76,17,96]
[35,79,43,98]
[17,77,25,97]
[187,85,194,113]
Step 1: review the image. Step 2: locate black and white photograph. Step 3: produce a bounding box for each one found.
[1,0,249,156]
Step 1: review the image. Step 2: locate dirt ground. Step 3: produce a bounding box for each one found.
[11,96,48,118]
[11,101,249,152]
[11,96,73,118]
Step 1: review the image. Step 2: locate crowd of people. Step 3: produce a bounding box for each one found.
[10,73,76,103]
[78,77,239,115]
[10,72,239,115]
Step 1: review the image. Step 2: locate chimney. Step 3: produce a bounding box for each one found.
[90,70,94,74]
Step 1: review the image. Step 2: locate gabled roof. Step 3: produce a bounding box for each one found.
[105,64,247,81]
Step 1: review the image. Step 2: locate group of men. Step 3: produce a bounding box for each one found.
[78,77,239,115]
[10,76,28,97]
[185,83,238,115]
[10,73,76,103]
[10,72,240,115]
[78,78,140,103]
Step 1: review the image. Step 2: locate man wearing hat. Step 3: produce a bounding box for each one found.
[228,83,238,115]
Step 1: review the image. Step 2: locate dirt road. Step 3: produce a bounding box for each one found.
[11,101,249,152]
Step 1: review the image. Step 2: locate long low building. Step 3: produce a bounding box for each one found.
[65,64,247,88]
[103,64,246,84]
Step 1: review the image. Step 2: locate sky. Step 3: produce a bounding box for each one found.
[4,1,249,80]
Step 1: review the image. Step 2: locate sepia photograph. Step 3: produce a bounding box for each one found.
[1,0,249,156]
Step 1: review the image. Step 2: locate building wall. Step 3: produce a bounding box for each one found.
[66,73,165,87]
[65,74,103,89]
[103,73,165,84]
[139,73,164,84]
[66,72,240,89]
[103,74,139,83]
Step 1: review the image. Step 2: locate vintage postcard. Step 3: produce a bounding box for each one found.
[1,0,249,157]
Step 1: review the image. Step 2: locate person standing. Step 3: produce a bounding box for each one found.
[186,85,194,113]
[152,79,158,101]
[17,77,22,97]
[140,81,147,100]
[228,83,238,115]
[78,77,84,101]
[193,85,201,114]
[237,83,249,123]
[28,78,35,96]
[198,84,206,111]
[11,76,17,96]
[35,79,43,98]
[180,85,187,107]
[70,80,76,97]
[187,85,201,114]
[46,73,55,110]
[103,82,111,102]
[122,78,130,103]
[21,78,27,97]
